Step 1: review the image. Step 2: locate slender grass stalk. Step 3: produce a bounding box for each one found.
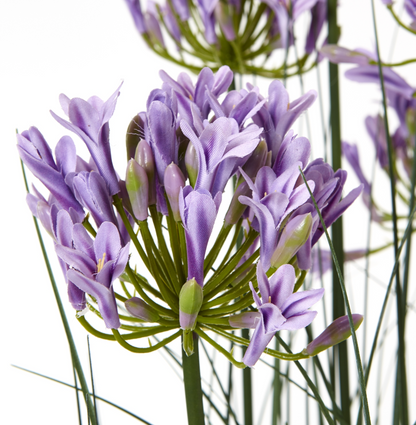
[19,160,98,425]
[370,1,408,423]
[300,170,371,424]
[327,1,350,423]
[12,365,154,425]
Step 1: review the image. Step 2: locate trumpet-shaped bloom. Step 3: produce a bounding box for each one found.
[55,221,130,328]
[242,263,324,367]
[17,128,84,220]
[239,164,314,270]
[179,186,221,286]
[51,85,122,195]
[181,117,262,194]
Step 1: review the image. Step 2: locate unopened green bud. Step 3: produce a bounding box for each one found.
[271,213,312,269]
[126,159,149,221]
[179,278,203,331]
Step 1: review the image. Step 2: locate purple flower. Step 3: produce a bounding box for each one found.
[17,128,84,220]
[52,209,86,310]
[180,117,262,194]
[345,65,415,100]
[251,80,316,166]
[405,0,416,22]
[26,186,53,236]
[50,85,122,195]
[303,314,363,356]
[239,164,315,270]
[242,263,324,367]
[179,186,222,286]
[319,45,372,65]
[159,66,233,121]
[305,0,326,54]
[124,0,146,33]
[55,221,130,328]
[293,159,363,269]
[73,171,119,228]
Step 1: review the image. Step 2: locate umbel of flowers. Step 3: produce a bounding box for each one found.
[18,66,362,368]
[123,0,326,78]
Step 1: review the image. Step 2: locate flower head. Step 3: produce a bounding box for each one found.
[241,263,324,367]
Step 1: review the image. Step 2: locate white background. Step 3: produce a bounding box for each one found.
[1,0,416,424]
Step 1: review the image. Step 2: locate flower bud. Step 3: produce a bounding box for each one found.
[224,181,251,225]
[125,297,160,322]
[135,139,156,205]
[237,140,268,186]
[271,213,313,269]
[229,311,260,329]
[179,278,203,331]
[185,142,198,188]
[302,314,363,356]
[125,159,149,221]
[126,114,144,161]
[164,163,186,221]
[214,2,236,41]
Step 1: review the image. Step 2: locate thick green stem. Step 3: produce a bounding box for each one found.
[327,1,350,423]
[242,328,253,425]
[182,334,205,425]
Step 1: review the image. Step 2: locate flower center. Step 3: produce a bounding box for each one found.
[97,253,106,273]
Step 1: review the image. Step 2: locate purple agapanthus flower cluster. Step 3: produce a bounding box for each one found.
[18,65,361,366]
[123,0,326,79]
[321,45,416,225]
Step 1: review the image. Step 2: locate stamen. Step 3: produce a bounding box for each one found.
[268,296,272,303]
[97,252,106,273]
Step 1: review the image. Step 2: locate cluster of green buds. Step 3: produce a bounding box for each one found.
[123,0,327,77]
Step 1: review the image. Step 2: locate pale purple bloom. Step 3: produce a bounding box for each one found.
[180,117,262,194]
[196,0,218,44]
[292,159,363,269]
[171,0,190,21]
[251,80,316,166]
[26,185,53,236]
[159,66,233,121]
[179,186,222,286]
[51,85,122,195]
[239,164,314,270]
[345,65,415,100]
[55,221,130,329]
[242,263,324,367]
[319,45,372,65]
[304,314,363,356]
[305,0,326,54]
[405,0,416,21]
[73,171,119,228]
[143,100,178,185]
[52,209,86,310]
[125,297,160,322]
[124,0,146,33]
[214,2,236,41]
[17,128,84,220]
